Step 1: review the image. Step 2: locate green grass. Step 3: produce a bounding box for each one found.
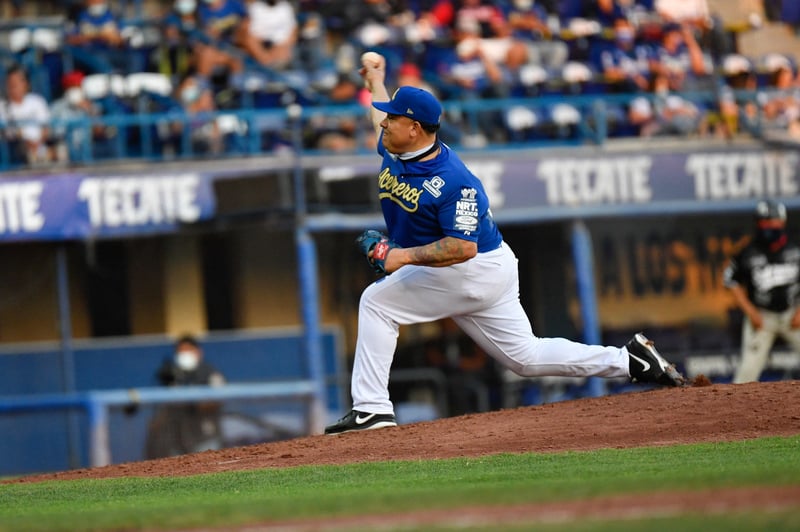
[1,436,798,532]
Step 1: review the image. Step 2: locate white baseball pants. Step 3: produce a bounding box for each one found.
[734,308,800,383]
[351,241,631,414]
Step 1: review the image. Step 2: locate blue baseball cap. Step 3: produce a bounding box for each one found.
[372,86,442,126]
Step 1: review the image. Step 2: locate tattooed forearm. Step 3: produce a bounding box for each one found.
[410,237,477,267]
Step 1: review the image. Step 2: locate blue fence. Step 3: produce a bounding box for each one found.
[0,328,345,476]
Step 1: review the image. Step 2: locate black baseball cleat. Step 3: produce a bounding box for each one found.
[324,409,398,435]
[626,332,688,387]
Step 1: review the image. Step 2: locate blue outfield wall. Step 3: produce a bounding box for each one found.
[0,328,345,476]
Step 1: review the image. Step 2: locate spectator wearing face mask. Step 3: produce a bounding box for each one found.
[145,334,226,459]
[65,0,144,73]
[66,0,124,48]
[160,0,202,81]
[596,17,653,93]
[49,71,105,163]
[162,73,224,156]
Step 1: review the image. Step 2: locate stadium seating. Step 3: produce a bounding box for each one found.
[0,1,797,171]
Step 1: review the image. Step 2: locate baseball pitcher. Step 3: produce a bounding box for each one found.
[325,52,687,435]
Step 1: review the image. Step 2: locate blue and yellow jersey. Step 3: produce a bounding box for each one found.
[198,0,247,40]
[377,137,503,253]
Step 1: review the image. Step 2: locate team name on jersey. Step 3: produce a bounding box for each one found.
[378,168,423,212]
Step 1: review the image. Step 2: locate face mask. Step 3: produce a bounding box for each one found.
[180,84,201,104]
[175,350,199,371]
[87,3,108,16]
[757,227,786,245]
[616,30,634,45]
[65,87,84,106]
[175,0,196,14]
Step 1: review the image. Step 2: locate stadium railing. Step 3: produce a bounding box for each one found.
[0,382,317,468]
[0,88,774,172]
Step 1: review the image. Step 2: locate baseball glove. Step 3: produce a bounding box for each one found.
[356,229,398,274]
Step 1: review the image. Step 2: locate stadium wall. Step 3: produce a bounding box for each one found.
[0,137,798,362]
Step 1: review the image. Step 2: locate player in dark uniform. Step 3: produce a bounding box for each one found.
[324,52,687,435]
[723,199,800,383]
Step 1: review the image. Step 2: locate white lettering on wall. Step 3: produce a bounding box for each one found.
[537,157,653,205]
[0,182,45,234]
[688,152,799,199]
[78,175,201,228]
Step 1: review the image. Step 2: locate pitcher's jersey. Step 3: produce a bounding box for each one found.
[376,138,503,252]
[723,240,800,312]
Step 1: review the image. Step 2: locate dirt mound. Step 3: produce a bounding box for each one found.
[9,380,800,484]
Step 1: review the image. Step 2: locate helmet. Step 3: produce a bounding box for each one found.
[754,199,787,223]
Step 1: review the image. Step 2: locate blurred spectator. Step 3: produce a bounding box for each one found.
[505,0,569,69]
[647,71,707,136]
[446,33,508,98]
[243,0,298,70]
[65,0,134,72]
[653,0,731,61]
[597,17,653,92]
[49,71,105,162]
[416,0,457,40]
[159,0,201,82]
[585,0,628,28]
[0,65,52,166]
[66,0,124,48]
[195,0,247,80]
[350,0,418,49]
[651,22,712,92]
[443,37,511,143]
[307,74,368,152]
[145,335,226,459]
[291,2,328,72]
[625,95,659,136]
[164,73,224,156]
[757,53,800,136]
[452,0,530,72]
[716,53,759,138]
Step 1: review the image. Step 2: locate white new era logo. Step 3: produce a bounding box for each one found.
[406,108,414,115]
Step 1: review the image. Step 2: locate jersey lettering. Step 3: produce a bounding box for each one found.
[752,263,800,292]
[378,168,423,212]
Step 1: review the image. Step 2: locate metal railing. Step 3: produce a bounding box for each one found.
[0,381,318,467]
[1,88,777,172]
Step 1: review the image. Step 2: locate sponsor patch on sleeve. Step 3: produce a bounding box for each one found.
[453,187,479,234]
